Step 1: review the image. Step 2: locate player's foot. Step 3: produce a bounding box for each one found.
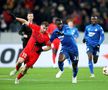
[56,70,63,78]
[90,74,95,78]
[53,64,57,68]
[10,69,17,76]
[72,76,77,84]
[15,78,19,84]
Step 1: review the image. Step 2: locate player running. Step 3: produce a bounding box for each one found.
[9,14,51,84]
[50,18,79,83]
[83,15,104,77]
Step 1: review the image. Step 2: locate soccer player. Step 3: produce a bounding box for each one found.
[83,15,104,77]
[47,17,60,68]
[18,12,33,48]
[67,19,79,67]
[50,18,79,83]
[9,14,51,84]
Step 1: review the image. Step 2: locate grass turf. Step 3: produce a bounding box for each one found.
[0,67,108,90]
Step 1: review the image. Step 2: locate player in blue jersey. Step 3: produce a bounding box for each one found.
[50,18,79,83]
[67,19,79,67]
[83,15,104,77]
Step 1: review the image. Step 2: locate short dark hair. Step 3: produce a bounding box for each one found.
[55,18,63,25]
[27,12,33,14]
[41,21,49,27]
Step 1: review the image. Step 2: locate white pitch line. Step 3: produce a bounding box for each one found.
[0,78,108,82]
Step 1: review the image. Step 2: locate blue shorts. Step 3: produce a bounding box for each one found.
[60,48,79,62]
[86,45,100,56]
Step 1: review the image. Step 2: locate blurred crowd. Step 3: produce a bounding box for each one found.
[0,0,108,32]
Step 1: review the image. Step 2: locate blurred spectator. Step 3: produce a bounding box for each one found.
[0,0,108,32]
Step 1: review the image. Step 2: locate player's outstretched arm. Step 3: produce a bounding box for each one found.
[8,12,29,25]
[16,18,29,26]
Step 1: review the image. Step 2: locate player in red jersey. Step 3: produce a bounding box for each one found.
[9,15,51,84]
[47,17,60,68]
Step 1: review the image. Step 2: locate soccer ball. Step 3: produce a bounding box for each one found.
[103,66,108,76]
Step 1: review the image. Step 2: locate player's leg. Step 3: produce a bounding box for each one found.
[87,46,95,77]
[15,65,29,84]
[10,57,25,76]
[93,46,100,64]
[52,48,58,67]
[15,53,39,84]
[56,51,66,78]
[51,39,60,68]
[56,53,65,78]
[69,52,78,83]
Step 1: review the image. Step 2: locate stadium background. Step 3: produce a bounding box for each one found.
[0,1,108,90]
[0,0,108,68]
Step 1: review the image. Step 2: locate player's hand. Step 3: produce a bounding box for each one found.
[95,44,100,50]
[56,31,64,36]
[82,38,86,43]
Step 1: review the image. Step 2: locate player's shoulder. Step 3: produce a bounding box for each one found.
[63,24,69,28]
[94,24,103,31]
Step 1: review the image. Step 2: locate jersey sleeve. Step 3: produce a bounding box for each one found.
[28,23,40,32]
[50,31,58,42]
[98,27,104,45]
[44,34,51,46]
[83,26,88,40]
[74,28,79,39]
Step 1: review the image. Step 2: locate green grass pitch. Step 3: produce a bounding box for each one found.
[0,67,108,90]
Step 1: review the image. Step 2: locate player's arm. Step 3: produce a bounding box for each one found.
[37,41,51,53]
[50,31,59,42]
[82,27,87,43]
[42,46,51,51]
[74,28,79,42]
[98,27,105,45]
[16,17,29,26]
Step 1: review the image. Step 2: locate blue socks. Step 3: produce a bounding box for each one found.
[88,60,94,74]
[58,61,64,71]
[73,67,78,77]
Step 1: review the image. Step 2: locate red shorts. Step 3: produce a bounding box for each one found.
[51,38,60,50]
[19,48,40,68]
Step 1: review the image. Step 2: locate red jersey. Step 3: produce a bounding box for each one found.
[47,23,57,35]
[19,23,50,67]
[24,23,50,52]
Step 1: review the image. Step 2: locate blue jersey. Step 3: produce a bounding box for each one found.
[84,24,104,47]
[50,25,78,55]
[69,26,79,39]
